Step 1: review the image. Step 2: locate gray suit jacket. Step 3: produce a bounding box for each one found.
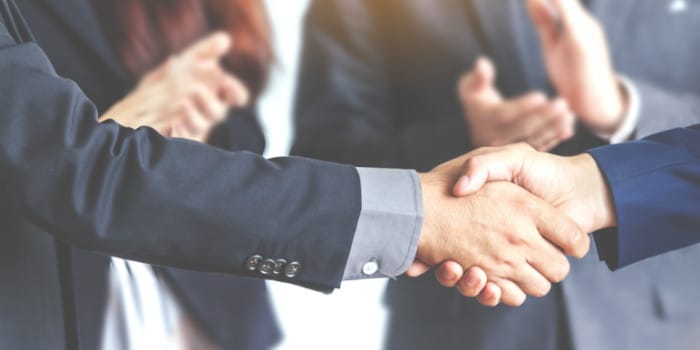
[293,1,700,349]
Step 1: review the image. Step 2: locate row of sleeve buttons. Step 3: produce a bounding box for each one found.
[245,255,302,278]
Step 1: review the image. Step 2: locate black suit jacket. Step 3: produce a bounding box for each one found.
[13,1,281,349]
[0,1,362,349]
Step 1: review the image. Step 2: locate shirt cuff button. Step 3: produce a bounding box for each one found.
[362,260,379,276]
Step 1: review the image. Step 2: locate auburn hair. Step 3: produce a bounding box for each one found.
[96,0,273,100]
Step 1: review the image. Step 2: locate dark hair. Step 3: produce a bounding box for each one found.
[96,0,273,100]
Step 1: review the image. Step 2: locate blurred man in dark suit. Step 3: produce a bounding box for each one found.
[293,0,700,348]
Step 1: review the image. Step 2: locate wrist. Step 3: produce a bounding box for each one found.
[574,153,617,231]
[588,76,629,135]
[416,173,445,266]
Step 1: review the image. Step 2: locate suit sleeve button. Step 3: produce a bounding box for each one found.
[245,255,262,271]
[273,259,287,275]
[259,259,276,275]
[284,261,302,278]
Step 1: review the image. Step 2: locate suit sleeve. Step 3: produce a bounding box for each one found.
[628,77,700,138]
[291,0,469,171]
[588,125,700,270]
[0,6,361,292]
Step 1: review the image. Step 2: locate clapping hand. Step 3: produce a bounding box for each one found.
[100,32,249,143]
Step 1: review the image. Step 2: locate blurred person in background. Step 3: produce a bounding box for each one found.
[0,2,592,350]
[293,0,700,349]
[15,1,280,349]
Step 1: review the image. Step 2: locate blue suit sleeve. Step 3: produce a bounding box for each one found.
[588,125,700,270]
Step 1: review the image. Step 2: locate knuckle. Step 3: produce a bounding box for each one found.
[550,258,571,283]
[464,156,482,170]
[505,231,526,247]
[457,284,477,298]
[572,236,591,259]
[531,282,551,298]
[513,142,534,153]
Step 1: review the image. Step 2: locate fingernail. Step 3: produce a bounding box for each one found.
[439,268,456,282]
[466,273,480,287]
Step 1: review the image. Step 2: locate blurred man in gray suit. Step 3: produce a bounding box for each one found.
[293,0,700,349]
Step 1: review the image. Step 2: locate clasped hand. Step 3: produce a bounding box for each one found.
[459,0,628,152]
[413,143,616,307]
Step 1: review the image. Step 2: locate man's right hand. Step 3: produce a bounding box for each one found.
[414,154,590,306]
[424,143,615,305]
[458,57,575,151]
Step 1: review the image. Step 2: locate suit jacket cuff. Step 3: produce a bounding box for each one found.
[342,168,423,280]
[588,128,700,269]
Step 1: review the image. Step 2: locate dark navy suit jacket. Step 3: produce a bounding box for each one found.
[13,0,281,349]
[0,1,361,349]
[591,125,700,269]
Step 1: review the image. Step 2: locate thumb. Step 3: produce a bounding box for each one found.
[452,144,533,196]
[458,57,501,104]
[183,31,232,62]
[406,260,432,277]
[527,0,560,48]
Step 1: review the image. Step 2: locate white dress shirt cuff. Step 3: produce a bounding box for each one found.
[593,76,641,144]
[342,168,423,280]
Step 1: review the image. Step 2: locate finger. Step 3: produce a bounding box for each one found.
[527,240,571,284]
[433,261,466,288]
[527,0,559,48]
[453,144,534,196]
[550,0,586,27]
[492,278,527,307]
[182,31,232,62]
[476,282,502,307]
[523,100,575,151]
[179,101,211,140]
[170,120,189,140]
[505,260,552,298]
[456,266,488,297]
[535,200,590,259]
[217,72,251,108]
[531,104,576,152]
[458,56,502,105]
[500,91,548,121]
[503,100,562,144]
[191,84,228,122]
[406,261,431,278]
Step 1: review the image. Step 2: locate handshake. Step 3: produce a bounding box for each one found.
[411,143,616,307]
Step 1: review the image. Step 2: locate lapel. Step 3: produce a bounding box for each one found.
[471,0,533,96]
[36,0,127,80]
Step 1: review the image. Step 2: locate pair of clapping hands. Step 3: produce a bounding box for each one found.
[100,32,247,143]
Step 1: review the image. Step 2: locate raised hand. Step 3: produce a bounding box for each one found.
[527,0,628,134]
[458,57,574,151]
[415,154,590,306]
[99,32,250,143]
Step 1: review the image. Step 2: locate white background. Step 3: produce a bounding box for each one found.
[259,1,389,349]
